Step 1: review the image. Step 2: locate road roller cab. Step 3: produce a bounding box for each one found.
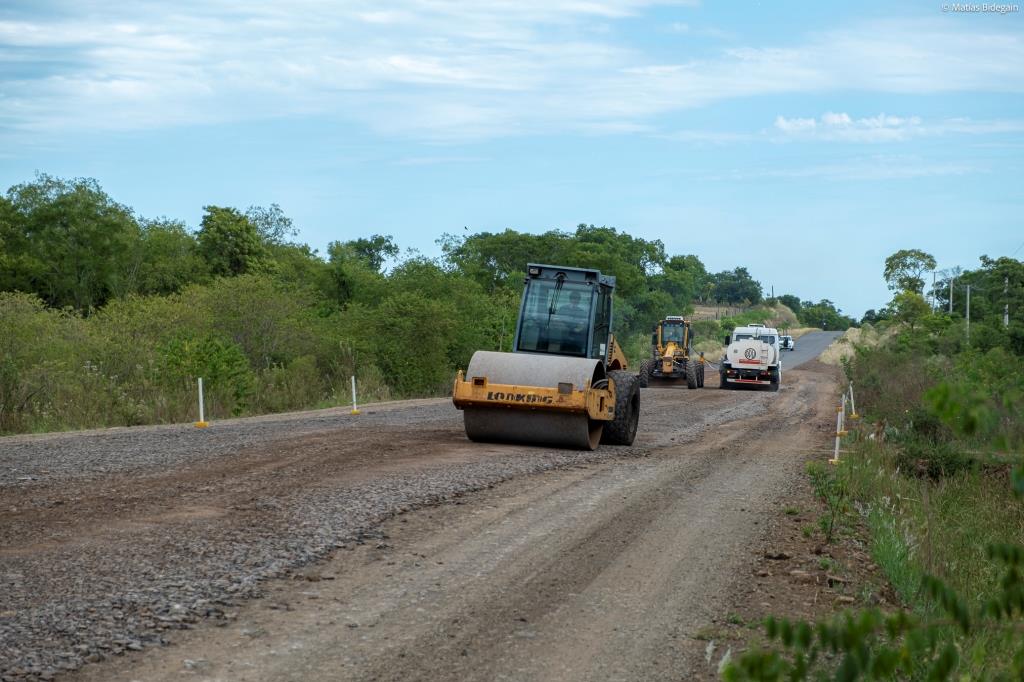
[452,264,639,450]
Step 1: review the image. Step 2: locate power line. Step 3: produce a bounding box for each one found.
[1013,240,1024,257]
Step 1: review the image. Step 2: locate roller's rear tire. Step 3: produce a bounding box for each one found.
[697,363,705,388]
[602,370,640,445]
[685,359,698,389]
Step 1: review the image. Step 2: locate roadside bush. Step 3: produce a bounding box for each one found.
[847,346,942,431]
[0,292,88,433]
[187,274,330,369]
[894,439,973,480]
[254,355,324,414]
[343,291,457,398]
[690,319,722,342]
[160,333,255,417]
[902,404,954,444]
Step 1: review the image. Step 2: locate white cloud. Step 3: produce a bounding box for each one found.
[774,116,818,134]
[1,6,1023,142]
[774,112,1024,142]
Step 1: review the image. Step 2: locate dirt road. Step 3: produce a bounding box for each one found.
[1,335,841,681]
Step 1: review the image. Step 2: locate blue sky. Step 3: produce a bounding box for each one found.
[1,0,1022,318]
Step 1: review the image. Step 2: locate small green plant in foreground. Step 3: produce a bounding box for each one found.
[807,462,849,545]
[723,466,1024,681]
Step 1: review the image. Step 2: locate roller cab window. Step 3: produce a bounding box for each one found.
[516,281,593,357]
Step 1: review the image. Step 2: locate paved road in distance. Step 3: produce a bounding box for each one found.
[783,331,843,369]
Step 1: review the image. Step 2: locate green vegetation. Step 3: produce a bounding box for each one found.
[724,249,1024,681]
[0,173,852,435]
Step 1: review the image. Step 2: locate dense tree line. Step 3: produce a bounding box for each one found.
[858,248,1024,355]
[0,174,841,434]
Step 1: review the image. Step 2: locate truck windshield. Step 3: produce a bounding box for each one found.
[516,281,593,356]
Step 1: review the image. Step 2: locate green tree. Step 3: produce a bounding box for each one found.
[656,254,707,307]
[346,234,400,272]
[196,206,268,276]
[262,242,333,298]
[884,248,936,293]
[325,240,387,307]
[245,203,297,245]
[712,267,763,305]
[128,218,209,295]
[4,174,141,311]
[778,294,802,315]
[892,290,931,330]
[799,299,855,330]
[860,308,889,325]
[440,228,574,292]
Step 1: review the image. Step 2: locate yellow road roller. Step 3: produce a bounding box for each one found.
[452,263,639,450]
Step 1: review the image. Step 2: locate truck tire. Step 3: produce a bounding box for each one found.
[697,362,705,388]
[685,359,698,389]
[770,379,780,392]
[638,359,651,388]
[602,370,640,445]
[719,370,730,389]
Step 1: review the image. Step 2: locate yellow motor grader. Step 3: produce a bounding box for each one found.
[452,263,639,450]
[638,316,705,389]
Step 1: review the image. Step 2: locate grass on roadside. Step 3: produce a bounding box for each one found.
[834,437,1024,677]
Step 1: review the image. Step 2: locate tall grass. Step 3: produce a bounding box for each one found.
[841,440,1024,677]
[833,338,1024,677]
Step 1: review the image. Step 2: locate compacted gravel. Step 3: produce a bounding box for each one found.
[0,398,454,486]
[1,380,775,681]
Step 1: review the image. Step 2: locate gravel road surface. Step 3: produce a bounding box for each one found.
[1,338,841,681]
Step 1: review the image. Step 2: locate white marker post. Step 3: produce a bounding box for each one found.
[350,375,360,416]
[848,382,859,420]
[830,402,842,464]
[195,377,209,428]
[830,394,847,465]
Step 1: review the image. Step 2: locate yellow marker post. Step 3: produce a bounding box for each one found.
[194,377,209,428]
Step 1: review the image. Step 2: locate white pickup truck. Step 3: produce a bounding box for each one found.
[719,324,782,391]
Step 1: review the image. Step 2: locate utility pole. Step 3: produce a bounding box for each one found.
[1005,276,1010,328]
[966,284,971,344]
[949,275,954,314]
[931,271,936,311]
